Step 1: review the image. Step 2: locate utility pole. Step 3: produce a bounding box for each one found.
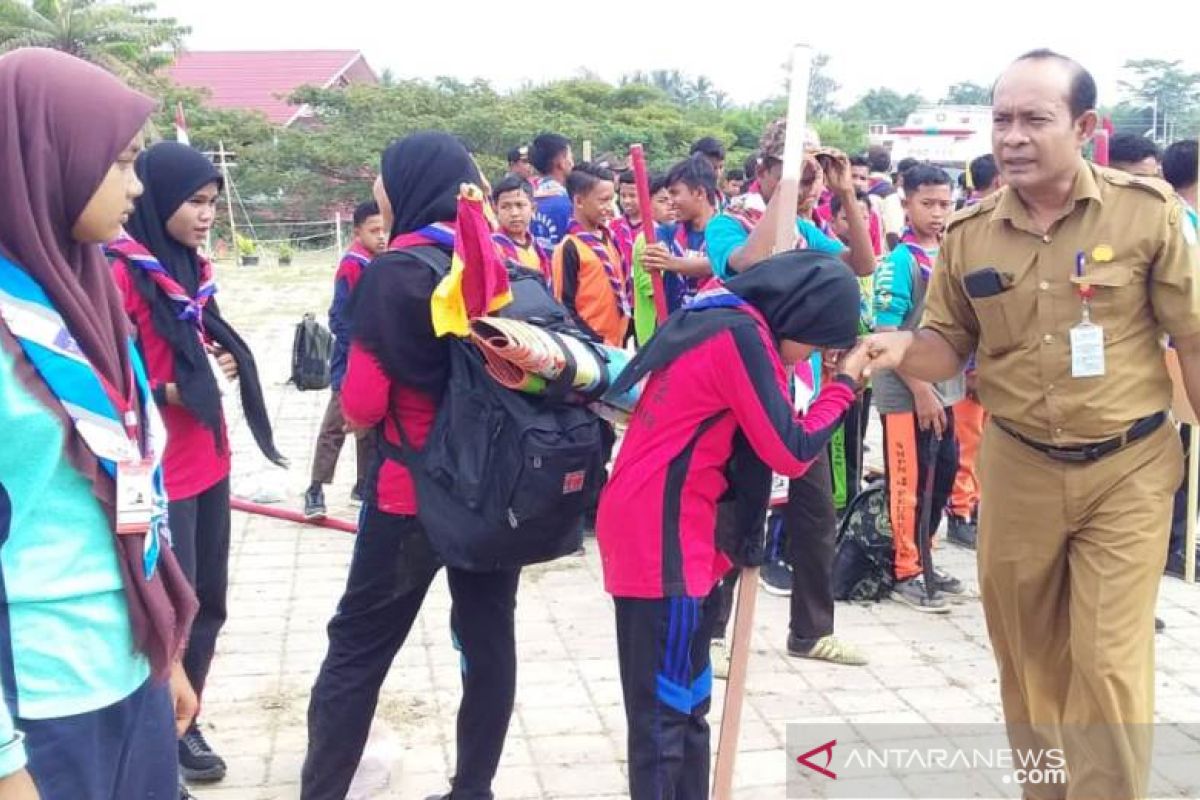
[218,141,239,264]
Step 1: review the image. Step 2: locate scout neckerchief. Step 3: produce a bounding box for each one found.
[725,204,765,235]
[342,241,373,269]
[0,251,166,579]
[610,215,641,273]
[389,221,456,251]
[107,234,215,329]
[900,228,936,281]
[492,230,552,285]
[567,220,631,317]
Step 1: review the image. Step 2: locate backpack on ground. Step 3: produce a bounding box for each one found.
[381,246,608,571]
[832,479,895,602]
[290,313,333,391]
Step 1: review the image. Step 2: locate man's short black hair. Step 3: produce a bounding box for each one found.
[491,175,533,205]
[530,133,571,175]
[726,168,745,182]
[902,164,953,194]
[507,145,529,166]
[1109,133,1161,167]
[617,169,637,187]
[896,157,921,176]
[830,190,869,218]
[867,145,891,174]
[353,201,380,227]
[1008,49,1098,119]
[666,155,719,205]
[969,154,999,190]
[690,136,726,161]
[649,173,670,195]
[850,153,870,169]
[565,162,615,200]
[1163,139,1199,191]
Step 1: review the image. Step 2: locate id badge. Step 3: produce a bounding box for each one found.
[1070,321,1106,378]
[116,459,155,535]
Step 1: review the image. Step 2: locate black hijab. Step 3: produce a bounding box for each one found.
[353,132,481,395]
[121,142,285,466]
[609,249,860,396]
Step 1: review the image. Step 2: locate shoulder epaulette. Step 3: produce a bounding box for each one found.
[945,194,996,232]
[1097,166,1173,202]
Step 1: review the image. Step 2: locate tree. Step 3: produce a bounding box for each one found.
[942,81,991,106]
[0,0,189,88]
[807,52,839,118]
[1118,59,1200,140]
[844,88,924,127]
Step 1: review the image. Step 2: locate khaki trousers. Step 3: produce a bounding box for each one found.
[978,418,1181,800]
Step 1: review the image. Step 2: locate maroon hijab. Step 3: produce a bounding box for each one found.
[0,48,197,681]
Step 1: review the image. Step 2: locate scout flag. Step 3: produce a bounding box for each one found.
[430,184,513,337]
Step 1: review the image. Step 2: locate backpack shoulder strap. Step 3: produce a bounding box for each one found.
[398,245,452,279]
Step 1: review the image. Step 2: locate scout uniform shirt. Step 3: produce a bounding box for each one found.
[921,160,1200,445]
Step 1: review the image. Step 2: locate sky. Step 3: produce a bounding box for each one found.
[158,0,1200,111]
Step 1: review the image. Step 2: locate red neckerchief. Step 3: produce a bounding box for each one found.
[389,221,455,251]
[724,204,765,234]
[566,220,631,317]
[610,215,641,269]
[492,230,551,284]
[900,228,935,280]
[107,234,215,330]
[673,221,708,256]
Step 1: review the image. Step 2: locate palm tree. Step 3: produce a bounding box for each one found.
[0,0,189,87]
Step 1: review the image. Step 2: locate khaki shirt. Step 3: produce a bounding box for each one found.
[921,161,1200,444]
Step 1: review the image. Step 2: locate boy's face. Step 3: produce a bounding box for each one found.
[496,189,534,238]
[575,180,616,229]
[833,199,869,242]
[723,177,743,197]
[798,159,825,214]
[356,214,388,255]
[668,181,707,223]
[650,188,675,225]
[851,165,871,192]
[903,183,953,240]
[757,161,783,202]
[619,183,641,221]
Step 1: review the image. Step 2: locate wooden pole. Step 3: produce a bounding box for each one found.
[629,144,669,323]
[218,141,239,265]
[335,211,344,258]
[1188,139,1200,585]
[582,139,593,163]
[712,42,813,800]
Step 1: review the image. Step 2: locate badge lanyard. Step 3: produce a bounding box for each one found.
[98,367,156,536]
[1070,250,1105,378]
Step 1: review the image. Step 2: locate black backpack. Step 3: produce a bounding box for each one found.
[290,313,332,391]
[832,480,895,602]
[381,247,607,571]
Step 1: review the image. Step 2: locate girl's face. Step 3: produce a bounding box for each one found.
[72,133,144,244]
[779,339,815,365]
[166,181,221,249]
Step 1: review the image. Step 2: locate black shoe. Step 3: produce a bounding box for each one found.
[303,485,326,520]
[424,794,451,800]
[1156,616,1166,633]
[350,482,364,507]
[932,568,965,596]
[179,724,226,783]
[947,515,977,550]
[179,777,198,800]
[758,559,793,597]
[890,577,950,614]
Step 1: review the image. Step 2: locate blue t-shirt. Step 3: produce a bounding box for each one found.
[0,344,150,776]
[531,179,572,251]
[706,215,845,280]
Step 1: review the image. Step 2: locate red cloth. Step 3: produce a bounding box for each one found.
[111,259,230,501]
[596,309,855,599]
[335,241,373,293]
[340,342,436,515]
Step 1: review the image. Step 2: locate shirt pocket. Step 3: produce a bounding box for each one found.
[964,261,1036,357]
[1072,262,1140,339]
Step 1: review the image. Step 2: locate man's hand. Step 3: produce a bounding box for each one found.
[836,342,872,384]
[912,382,947,437]
[170,661,199,738]
[863,331,915,376]
[641,243,673,273]
[821,151,855,198]
[0,770,38,800]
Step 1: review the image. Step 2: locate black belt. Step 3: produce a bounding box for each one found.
[994,412,1167,463]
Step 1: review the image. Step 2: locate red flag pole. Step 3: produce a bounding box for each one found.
[629,144,670,324]
[230,496,357,534]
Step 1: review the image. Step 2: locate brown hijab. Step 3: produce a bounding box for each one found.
[0,48,196,681]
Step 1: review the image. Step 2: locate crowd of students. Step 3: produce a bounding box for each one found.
[2,42,1198,800]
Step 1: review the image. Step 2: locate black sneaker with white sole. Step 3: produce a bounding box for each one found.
[932,568,965,596]
[947,515,977,549]
[758,559,792,596]
[891,577,950,614]
[179,724,226,783]
[303,485,326,520]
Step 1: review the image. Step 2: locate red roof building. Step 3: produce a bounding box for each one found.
[168,50,378,126]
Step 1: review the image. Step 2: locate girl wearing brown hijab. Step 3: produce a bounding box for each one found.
[0,49,198,799]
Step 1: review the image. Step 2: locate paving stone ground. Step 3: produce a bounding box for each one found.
[192,256,1200,799]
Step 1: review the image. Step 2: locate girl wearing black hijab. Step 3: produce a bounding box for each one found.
[301,132,520,800]
[108,141,284,786]
[597,251,869,800]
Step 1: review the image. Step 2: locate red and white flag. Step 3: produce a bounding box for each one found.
[175,102,190,146]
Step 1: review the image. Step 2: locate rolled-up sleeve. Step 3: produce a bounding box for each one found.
[1151,202,1200,340]
[0,703,26,778]
[919,229,980,359]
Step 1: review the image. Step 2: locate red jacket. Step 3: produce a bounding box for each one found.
[111,258,230,501]
[340,342,436,515]
[596,309,855,599]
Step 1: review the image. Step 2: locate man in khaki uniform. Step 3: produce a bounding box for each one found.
[865,49,1200,799]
